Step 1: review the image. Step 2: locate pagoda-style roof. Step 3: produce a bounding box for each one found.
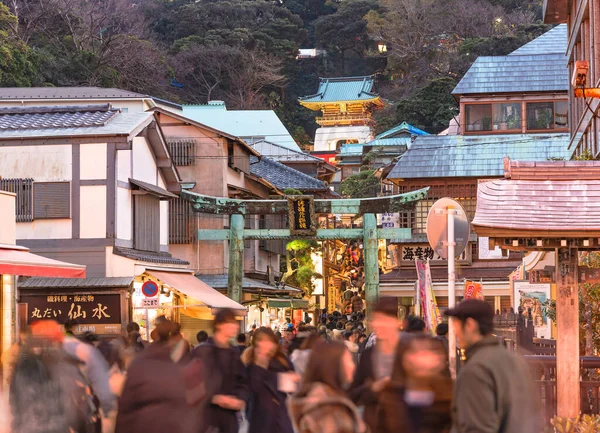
[299,76,382,106]
[472,159,600,238]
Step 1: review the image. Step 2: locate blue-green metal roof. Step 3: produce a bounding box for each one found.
[387,133,571,179]
[376,122,429,139]
[299,76,379,103]
[368,137,412,147]
[452,25,568,96]
[338,143,364,156]
[509,24,567,56]
[182,102,301,152]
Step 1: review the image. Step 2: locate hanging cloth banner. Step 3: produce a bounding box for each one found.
[464,280,484,300]
[415,258,441,335]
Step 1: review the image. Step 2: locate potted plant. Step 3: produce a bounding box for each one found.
[482,116,492,131]
[536,110,554,129]
[507,114,521,130]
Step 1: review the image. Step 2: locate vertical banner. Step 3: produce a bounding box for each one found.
[464,280,484,300]
[425,261,442,335]
[415,259,428,324]
[415,259,441,334]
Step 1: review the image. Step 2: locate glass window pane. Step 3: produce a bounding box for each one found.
[493,102,521,131]
[526,102,554,130]
[555,101,568,129]
[465,104,492,132]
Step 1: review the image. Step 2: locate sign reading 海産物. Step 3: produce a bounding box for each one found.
[288,195,316,236]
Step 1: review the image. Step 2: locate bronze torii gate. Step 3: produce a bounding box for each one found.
[181,188,429,316]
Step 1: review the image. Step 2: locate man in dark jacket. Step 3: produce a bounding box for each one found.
[446,300,540,433]
[193,309,248,433]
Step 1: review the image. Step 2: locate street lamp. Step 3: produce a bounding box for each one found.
[377,42,388,53]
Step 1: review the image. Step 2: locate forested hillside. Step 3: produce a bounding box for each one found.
[0,0,549,144]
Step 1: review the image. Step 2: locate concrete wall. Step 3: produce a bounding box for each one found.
[0,192,16,245]
[0,144,72,181]
[313,125,372,152]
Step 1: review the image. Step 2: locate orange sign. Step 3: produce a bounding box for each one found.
[464,280,483,300]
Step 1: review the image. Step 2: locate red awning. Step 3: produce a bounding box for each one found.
[0,247,86,278]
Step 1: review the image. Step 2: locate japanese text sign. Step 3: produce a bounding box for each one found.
[21,294,120,325]
[399,244,470,266]
[288,195,316,236]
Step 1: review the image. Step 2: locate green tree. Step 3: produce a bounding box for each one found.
[281,239,321,297]
[393,77,459,134]
[0,3,38,86]
[340,170,380,198]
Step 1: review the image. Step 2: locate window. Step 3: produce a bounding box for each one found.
[526,101,569,131]
[492,103,521,131]
[465,104,492,132]
[0,178,33,222]
[33,182,70,219]
[167,139,196,167]
[134,194,160,252]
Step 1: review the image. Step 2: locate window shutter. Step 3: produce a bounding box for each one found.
[33,182,70,219]
[233,143,250,174]
[0,178,33,222]
[167,139,196,166]
[169,197,194,244]
[134,194,160,252]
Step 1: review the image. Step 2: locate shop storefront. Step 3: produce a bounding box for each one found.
[246,298,311,331]
[132,270,247,341]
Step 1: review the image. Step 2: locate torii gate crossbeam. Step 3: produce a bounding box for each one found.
[182,188,429,317]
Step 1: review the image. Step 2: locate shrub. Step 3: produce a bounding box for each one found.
[550,415,600,433]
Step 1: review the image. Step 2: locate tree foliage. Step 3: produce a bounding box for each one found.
[0,3,38,86]
[340,170,381,198]
[281,239,321,296]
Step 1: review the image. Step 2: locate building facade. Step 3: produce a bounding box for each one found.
[383,26,571,313]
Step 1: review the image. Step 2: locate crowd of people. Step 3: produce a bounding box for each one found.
[3,298,541,433]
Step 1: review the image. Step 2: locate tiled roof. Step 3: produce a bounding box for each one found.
[0,87,148,100]
[19,277,133,289]
[0,105,118,130]
[299,76,379,103]
[182,103,301,151]
[387,133,571,179]
[113,247,190,266]
[251,140,325,163]
[376,122,429,139]
[452,54,568,95]
[250,157,329,191]
[0,107,153,139]
[197,274,302,293]
[509,25,567,56]
[452,26,568,96]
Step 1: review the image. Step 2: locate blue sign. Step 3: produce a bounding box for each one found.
[142,281,159,298]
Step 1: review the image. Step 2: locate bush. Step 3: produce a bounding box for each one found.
[550,415,600,432]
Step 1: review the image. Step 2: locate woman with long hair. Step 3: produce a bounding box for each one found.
[242,327,295,433]
[378,335,453,433]
[289,341,366,433]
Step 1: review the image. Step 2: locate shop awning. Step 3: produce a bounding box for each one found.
[147,270,247,316]
[0,246,86,278]
[268,299,310,309]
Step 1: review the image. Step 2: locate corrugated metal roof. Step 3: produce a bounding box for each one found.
[452,53,568,95]
[251,140,324,163]
[473,177,600,234]
[339,143,364,156]
[182,104,301,152]
[368,137,412,147]
[376,122,429,139]
[509,24,567,56]
[0,87,148,100]
[387,133,571,179]
[250,157,328,191]
[0,110,153,139]
[19,277,133,289]
[197,274,301,293]
[299,76,379,103]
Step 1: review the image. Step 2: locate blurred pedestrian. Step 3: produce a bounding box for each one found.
[10,320,100,433]
[446,300,540,433]
[350,297,402,433]
[280,327,294,355]
[351,291,364,313]
[242,327,295,433]
[406,316,426,334]
[290,332,321,380]
[170,322,191,363]
[195,330,209,348]
[193,308,248,433]
[115,319,196,433]
[435,323,449,352]
[379,335,453,433]
[237,333,248,354]
[289,341,366,433]
[62,319,117,423]
[342,330,360,365]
